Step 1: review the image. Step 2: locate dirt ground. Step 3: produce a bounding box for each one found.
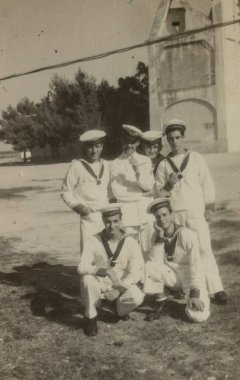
[0,152,240,380]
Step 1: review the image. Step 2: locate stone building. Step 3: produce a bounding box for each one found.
[148,0,240,152]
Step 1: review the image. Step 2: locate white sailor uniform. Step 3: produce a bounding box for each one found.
[154,150,223,295]
[140,130,164,177]
[78,232,144,318]
[110,152,155,257]
[145,226,210,323]
[60,159,110,251]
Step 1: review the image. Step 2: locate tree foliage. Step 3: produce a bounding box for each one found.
[98,61,149,158]
[0,63,149,161]
[35,71,102,158]
[0,98,38,161]
[117,61,149,129]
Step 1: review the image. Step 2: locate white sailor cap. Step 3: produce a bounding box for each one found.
[122,124,143,138]
[147,198,172,214]
[164,119,186,135]
[141,130,163,144]
[100,203,122,217]
[79,129,106,142]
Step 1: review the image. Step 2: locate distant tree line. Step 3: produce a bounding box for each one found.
[0,62,149,162]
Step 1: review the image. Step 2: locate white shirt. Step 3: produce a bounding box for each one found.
[60,159,110,210]
[149,227,207,293]
[155,151,215,217]
[110,152,154,226]
[78,233,144,288]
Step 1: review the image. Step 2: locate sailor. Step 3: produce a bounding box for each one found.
[78,204,144,336]
[140,130,165,176]
[60,130,110,252]
[110,124,155,259]
[154,119,228,304]
[145,198,210,323]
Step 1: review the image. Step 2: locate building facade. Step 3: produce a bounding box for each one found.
[148,0,240,152]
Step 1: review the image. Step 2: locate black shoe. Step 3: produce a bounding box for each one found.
[145,300,167,322]
[145,312,159,322]
[214,291,229,305]
[84,317,98,336]
[173,291,185,300]
[118,314,130,321]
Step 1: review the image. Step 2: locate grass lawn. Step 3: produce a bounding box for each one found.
[0,153,240,379]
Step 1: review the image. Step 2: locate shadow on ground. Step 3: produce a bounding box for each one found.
[0,262,86,329]
[32,178,63,182]
[211,219,240,230]
[0,260,192,331]
[220,250,240,266]
[211,217,240,251]
[0,186,46,199]
[137,297,190,323]
[0,236,21,251]
[0,159,72,167]
[1,230,238,337]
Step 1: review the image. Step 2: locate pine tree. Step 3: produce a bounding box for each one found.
[97,62,149,159]
[0,98,37,162]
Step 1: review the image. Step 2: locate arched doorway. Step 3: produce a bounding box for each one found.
[163,99,217,151]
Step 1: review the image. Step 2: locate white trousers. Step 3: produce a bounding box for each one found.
[80,212,105,254]
[125,223,153,261]
[173,211,223,295]
[80,274,144,319]
[145,261,210,323]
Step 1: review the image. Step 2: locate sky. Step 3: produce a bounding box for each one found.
[0,0,160,114]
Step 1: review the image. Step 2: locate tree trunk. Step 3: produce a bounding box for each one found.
[23,149,27,163]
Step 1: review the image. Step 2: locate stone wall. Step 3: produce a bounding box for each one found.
[148,0,240,152]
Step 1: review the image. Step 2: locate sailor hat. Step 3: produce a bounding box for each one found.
[79,129,106,142]
[164,119,186,135]
[147,198,172,214]
[122,124,143,138]
[100,203,122,218]
[141,130,163,143]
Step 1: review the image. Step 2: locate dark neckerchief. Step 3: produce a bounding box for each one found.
[163,223,184,262]
[166,150,190,174]
[80,159,104,185]
[153,153,165,176]
[98,230,128,267]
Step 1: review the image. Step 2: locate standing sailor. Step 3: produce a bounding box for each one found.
[78,204,144,336]
[154,120,228,304]
[145,198,210,323]
[60,130,110,252]
[140,130,164,176]
[110,124,155,259]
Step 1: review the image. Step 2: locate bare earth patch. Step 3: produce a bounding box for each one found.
[0,154,240,379]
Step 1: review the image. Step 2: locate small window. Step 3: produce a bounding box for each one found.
[172,21,180,27]
[167,8,186,34]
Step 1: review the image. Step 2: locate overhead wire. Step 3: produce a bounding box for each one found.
[0,18,240,82]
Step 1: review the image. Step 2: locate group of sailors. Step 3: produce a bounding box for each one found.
[60,120,229,336]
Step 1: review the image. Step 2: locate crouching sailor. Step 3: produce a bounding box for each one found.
[78,204,144,336]
[145,198,210,323]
